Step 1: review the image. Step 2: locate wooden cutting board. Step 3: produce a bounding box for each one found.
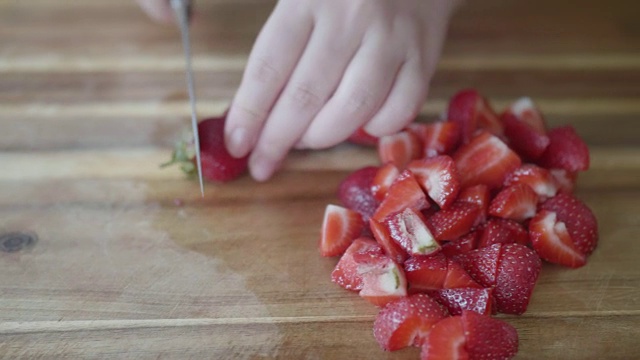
[1,0,639,358]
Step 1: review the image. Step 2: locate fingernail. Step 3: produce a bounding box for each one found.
[250,154,276,182]
[228,127,249,158]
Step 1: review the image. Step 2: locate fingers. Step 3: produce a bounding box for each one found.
[136,0,174,23]
[224,4,314,159]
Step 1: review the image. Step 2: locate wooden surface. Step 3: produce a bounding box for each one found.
[1,0,639,358]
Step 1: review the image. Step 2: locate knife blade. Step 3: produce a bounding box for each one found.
[171,0,204,197]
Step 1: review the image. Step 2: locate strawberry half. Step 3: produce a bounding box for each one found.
[488,184,538,222]
[408,121,461,158]
[371,162,401,202]
[457,184,491,225]
[372,170,430,222]
[408,156,461,209]
[405,253,449,292]
[378,130,422,169]
[529,210,587,268]
[385,208,441,256]
[427,201,482,241]
[331,237,384,291]
[494,243,542,314]
[453,131,522,189]
[428,287,493,316]
[537,125,590,172]
[443,259,483,289]
[319,204,365,257]
[440,230,480,257]
[373,294,449,351]
[447,89,504,143]
[359,253,408,307]
[420,315,469,360]
[337,166,380,221]
[504,164,558,201]
[454,243,502,288]
[550,168,578,194]
[347,126,379,146]
[502,97,550,160]
[540,193,598,255]
[478,218,529,248]
[369,218,409,264]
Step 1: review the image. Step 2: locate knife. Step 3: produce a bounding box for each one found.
[171,0,204,197]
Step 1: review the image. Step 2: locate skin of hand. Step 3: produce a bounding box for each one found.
[137,0,463,182]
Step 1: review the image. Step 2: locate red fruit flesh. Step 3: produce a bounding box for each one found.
[378,130,422,169]
[331,238,383,291]
[408,155,461,209]
[443,259,482,289]
[540,193,598,255]
[457,184,491,225]
[502,99,550,161]
[359,256,408,307]
[373,170,430,221]
[478,218,529,248]
[461,310,519,359]
[371,162,401,202]
[408,121,461,158]
[348,127,379,146]
[337,166,380,221]
[550,168,578,194]
[198,116,249,182]
[494,244,542,314]
[385,208,441,256]
[448,89,503,143]
[489,184,538,222]
[538,125,590,172]
[427,201,482,241]
[319,204,365,257]
[504,164,558,200]
[405,253,449,292]
[421,316,469,360]
[441,231,479,257]
[429,287,493,316]
[454,243,503,288]
[529,210,587,268]
[369,218,409,264]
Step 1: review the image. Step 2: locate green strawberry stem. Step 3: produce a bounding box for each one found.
[160,129,197,178]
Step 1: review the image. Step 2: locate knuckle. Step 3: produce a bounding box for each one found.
[287,83,323,111]
[233,102,267,126]
[343,86,377,116]
[250,56,281,85]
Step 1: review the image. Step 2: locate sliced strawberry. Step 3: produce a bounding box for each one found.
[550,168,578,194]
[347,126,379,146]
[502,97,546,132]
[427,201,481,241]
[371,162,400,202]
[529,210,587,268]
[478,218,529,248]
[440,231,479,257]
[494,243,542,314]
[372,170,429,222]
[428,288,493,316]
[385,208,441,256]
[461,310,519,359]
[504,164,558,201]
[378,130,422,170]
[454,243,503,288]
[405,253,449,292]
[374,294,449,351]
[331,238,383,291]
[408,156,461,209]
[337,166,380,221]
[502,98,550,161]
[448,89,503,143]
[488,184,538,222]
[408,121,461,158]
[319,204,365,257]
[443,259,482,289]
[453,131,522,189]
[456,184,491,225]
[420,316,469,360]
[537,125,590,172]
[369,218,409,264]
[359,255,408,307]
[540,193,598,255]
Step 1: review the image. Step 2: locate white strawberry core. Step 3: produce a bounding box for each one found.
[512,97,535,117]
[402,210,439,255]
[542,212,575,253]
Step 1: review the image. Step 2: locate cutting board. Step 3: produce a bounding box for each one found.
[1,0,639,358]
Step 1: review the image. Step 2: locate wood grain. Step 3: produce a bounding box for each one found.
[1,0,639,359]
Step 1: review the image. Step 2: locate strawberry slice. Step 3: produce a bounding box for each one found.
[502,98,550,160]
[448,89,504,143]
[373,294,449,351]
[428,288,493,316]
[347,126,379,146]
[408,121,461,158]
[550,168,578,194]
[503,97,546,132]
[331,237,383,291]
[494,243,542,314]
[453,131,522,189]
[540,193,598,255]
[478,218,529,248]
[420,316,469,360]
[427,201,481,241]
[443,259,482,289]
[319,204,365,257]
[454,243,503,288]
[537,125,590,172]
[337,166,380,221]
[378,130,422,169]
[529,210,587,268]
[488,184,538,222]
[504,164,558,201]
[385,208,441,256]
[408,156,461,209]
[405,253,449,292]
[372,170,430,222]
[369,218,409,264]
[457,185,491,225]
[371,162,400,202]
[440,231,479,257]
[461,311,519,359]
[359,253,408,307]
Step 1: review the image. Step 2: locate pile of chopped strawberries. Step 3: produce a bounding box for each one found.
[319,89,598,359]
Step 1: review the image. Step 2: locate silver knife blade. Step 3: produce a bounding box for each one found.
[171,0,204,197]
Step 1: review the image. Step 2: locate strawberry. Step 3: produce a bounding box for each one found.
[408,121,461,158]
[550,168,578,194]
[502,97,546,132]
[408,156,461,209]
[460,310,519,359]
[163,115,249,182]
[428,288,493,316]
[440,231,479,257]
[371,162,400,202]
[541,193,598,256]
[405,253,449,292]
[359,253,408,307]
[453,131,522,189]
[337,166,380,221]
[457,185,491,225]
[373,294,449,351]
[447,89,504,143]
[443,259,483,289]
[488,184,538,222]
[478,218,529,248]
[385,208,441,256]
[529,210,587,268]
[378,130,422,169]
[420,315,469,360]
[537,125,590,172]
[454,243,502,288]
[319,204,365,257]
[331,237,384,291]
[369,218,409,264]
[372,170,430,222]
[494,243,541,314]
[427,201,482,241]
[502,97,550,160]
[504,164,558,201]
[347,126,379,146]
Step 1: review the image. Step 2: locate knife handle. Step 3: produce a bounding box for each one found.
[169,0,193,24]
